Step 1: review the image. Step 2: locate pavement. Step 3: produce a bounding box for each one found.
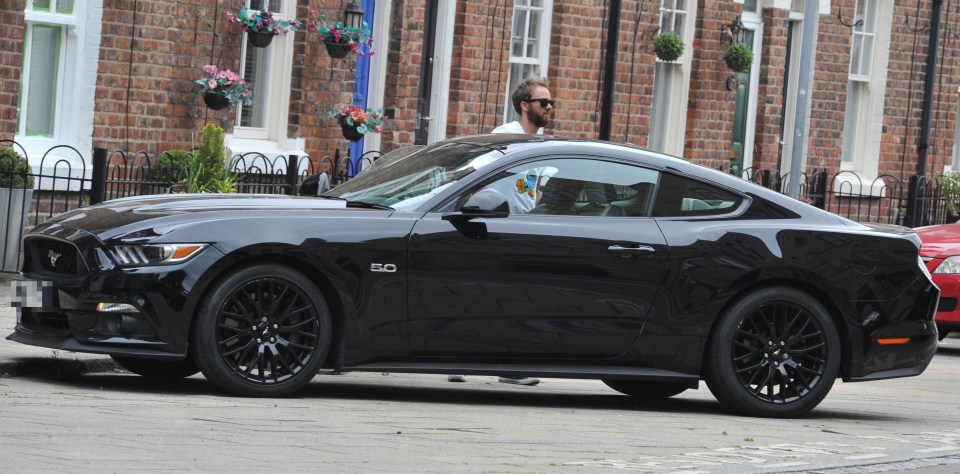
[0,276,118,377]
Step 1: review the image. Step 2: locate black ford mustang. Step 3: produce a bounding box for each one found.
[9,135,940,418]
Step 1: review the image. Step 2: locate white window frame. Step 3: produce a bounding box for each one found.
[226,0,305,171]
[840,0,892,176]
[952,85,960,172]
[648,0,697,155]
[17,1,100,189]
[503,0,553,125]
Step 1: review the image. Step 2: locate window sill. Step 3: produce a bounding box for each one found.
[224,136,309,174]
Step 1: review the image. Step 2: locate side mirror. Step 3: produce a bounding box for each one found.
[443,189,510,221]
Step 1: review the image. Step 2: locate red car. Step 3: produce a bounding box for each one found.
[917,223,960,340]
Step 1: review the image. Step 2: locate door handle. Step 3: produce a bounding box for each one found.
[607,244,656,256]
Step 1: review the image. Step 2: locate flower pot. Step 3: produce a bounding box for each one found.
[324,39,352,59]
[340,121,364,141]
[203,92,231,111]
[248,31,274,48]
[0,188,33,272]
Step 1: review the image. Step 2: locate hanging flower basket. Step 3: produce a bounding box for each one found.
[203,91,231,111]
[340,120,364,141]
[248,31,274,48]
[324,39,352,59]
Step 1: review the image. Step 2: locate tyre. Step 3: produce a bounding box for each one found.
[110,355,200,379]
[602,380,689,399]
[191,264,332,397]
[704,287,841,418]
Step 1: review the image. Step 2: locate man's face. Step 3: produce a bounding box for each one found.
[523,86,553,128]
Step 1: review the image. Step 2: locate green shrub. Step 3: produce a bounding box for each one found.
[654,31,684,62]
[0,147,34,189]
[169,123,237,194]
[153,149,195,183]
[724,42,753,72]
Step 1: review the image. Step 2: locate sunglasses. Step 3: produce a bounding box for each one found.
[526,97,556,108]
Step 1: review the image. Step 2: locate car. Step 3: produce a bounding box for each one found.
[916,223,960,340]
[8,134,940,418]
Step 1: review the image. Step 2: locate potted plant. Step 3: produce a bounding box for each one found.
[225,6,302,48]
[0,146,34,272]
[195,65,253,111]
[724,42,753,72]
[936,172,960,220]
[653,31,684,62]
[328,104,385,141]
[308,10,375,58]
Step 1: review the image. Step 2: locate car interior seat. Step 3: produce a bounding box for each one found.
[576,182,625,217]
[528,177,582,215]
[611,182,654,217]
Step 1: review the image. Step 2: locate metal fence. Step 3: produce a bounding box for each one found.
[0,143,382,273]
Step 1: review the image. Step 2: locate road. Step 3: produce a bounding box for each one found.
[2,292,960,472]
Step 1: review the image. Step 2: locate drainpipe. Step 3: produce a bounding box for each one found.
[908,0,943,227]
[598,0,621,142]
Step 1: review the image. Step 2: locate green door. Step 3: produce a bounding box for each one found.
[730,31,755,177]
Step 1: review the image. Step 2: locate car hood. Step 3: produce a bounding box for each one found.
[32,194,352,237]
[917,224,960,258]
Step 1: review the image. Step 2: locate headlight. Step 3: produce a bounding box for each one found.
[933,255,960,274]
[106,244,207,267]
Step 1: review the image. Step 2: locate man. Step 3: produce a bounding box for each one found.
[447,78,555,387]
[488,77,556,214]
[492,77,554,135]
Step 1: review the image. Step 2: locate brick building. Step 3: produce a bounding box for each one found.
[2,0,958,191]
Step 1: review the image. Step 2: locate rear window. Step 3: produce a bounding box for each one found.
[651,173,743,217]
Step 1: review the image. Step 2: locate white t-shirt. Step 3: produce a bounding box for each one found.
[490,121,546,213]
[492,121,543,135]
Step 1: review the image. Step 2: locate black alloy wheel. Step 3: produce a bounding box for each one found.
[192,264,332,397]
[110,355,200,379]
[704,287,841,418]
[602,380,690,399]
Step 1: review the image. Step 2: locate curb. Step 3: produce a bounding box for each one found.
[0,353,119,379]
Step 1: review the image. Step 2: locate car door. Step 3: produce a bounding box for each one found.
[407,157,668,359]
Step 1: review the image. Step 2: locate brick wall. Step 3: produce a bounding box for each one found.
[2,0,957,183]
[0,2,25,138]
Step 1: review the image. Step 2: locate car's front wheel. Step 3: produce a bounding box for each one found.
[192,264,332,397]
[602,380,689,399]
[110,355,200,379]
[704,287,841,418]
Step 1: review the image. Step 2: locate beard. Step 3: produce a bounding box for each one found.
[532,112,550,129]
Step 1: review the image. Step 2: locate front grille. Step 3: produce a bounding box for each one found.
[18,308,71,336]
[25,238,82,276]
[938,297,957,313]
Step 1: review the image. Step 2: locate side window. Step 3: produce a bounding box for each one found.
[17,1,100,169]
[504,0,553,124]
[459,158,660,217]
[233,0,294,140]
[651,173,742,217]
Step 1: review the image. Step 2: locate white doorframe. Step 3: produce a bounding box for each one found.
[365,0,392,155]
[427,1,456,143]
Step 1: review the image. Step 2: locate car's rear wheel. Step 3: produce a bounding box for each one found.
[110,355,200,379]
[192,264,332,397]
[602,380,689,399]
[704,287,841,418]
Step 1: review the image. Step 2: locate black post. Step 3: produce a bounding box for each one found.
[285,154,299,196]
[90,147,107,205]
[911,0,943,227]
[597,0,621,142]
